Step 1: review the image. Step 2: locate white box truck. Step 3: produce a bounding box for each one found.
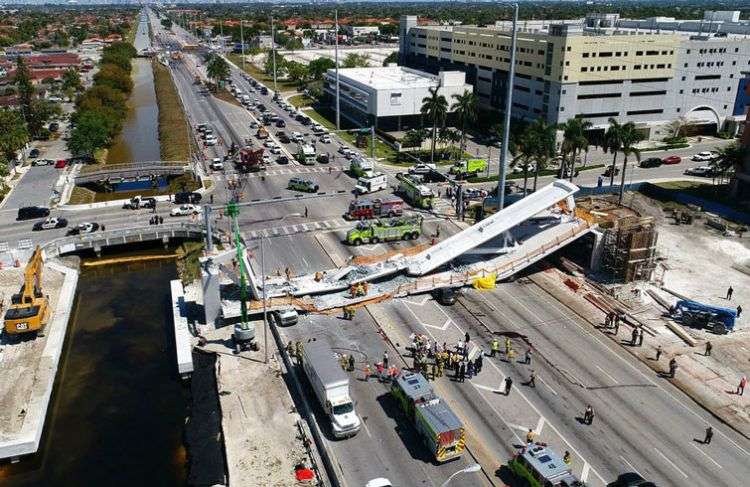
[355,172,388,194]
[302,341,361,439]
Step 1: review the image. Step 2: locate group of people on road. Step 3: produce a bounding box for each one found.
[405,332,484,383]
[149,215,164,225]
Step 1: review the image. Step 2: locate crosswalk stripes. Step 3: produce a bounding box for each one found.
[211,165,344,181]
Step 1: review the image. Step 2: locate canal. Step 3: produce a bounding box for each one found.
[0,260,188,486]
[107,13,161,164]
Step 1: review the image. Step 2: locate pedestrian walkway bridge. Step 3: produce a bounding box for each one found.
[75,161,190,185]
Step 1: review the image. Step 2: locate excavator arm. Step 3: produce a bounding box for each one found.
[23,247,43,303]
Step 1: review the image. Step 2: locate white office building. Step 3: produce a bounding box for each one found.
[323,66,473,129]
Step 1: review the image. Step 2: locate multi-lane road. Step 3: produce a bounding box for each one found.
[1,8,748,486]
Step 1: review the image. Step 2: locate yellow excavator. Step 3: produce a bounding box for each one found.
[4,246,49,335]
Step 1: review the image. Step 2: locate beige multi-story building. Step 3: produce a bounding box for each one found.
[399,12,750,140]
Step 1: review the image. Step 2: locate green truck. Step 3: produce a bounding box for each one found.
[345,216,422,245]
[449,159,487,178]
[395,173,434,209]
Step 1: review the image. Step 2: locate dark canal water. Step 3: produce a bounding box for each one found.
[0,260,188,486]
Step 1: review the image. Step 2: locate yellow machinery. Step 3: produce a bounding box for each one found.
[4,246,50,335]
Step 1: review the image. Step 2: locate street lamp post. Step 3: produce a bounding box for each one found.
[440,463,481,487]
[271,16,278,93]
[497,3,518,212]
[240,20,245,70]
[334,9,340,130]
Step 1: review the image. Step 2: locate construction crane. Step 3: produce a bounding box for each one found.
[4,246,50,336]
[225,201,255,348]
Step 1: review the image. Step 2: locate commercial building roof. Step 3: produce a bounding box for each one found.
[336,66,445,91]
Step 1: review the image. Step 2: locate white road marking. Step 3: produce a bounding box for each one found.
[595,365,619,385]
[619,455,642,477]
[537,375,559,396]
[401,295,431,306]
[535,417,546,435]
[301,224,309,231]
[581,462,591,482]
[473,383,504,394]
[653,448,688,478]
[361,417,372,438]
[691,443,722,468]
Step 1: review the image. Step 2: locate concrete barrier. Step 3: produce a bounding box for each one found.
[170,279,194,378]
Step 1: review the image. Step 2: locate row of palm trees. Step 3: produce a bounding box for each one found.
[419,87,478,163]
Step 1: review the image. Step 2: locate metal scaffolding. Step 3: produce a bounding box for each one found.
[601,216,658,282]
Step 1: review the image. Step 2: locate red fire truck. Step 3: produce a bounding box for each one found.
[236,147,265,172]
[345,196,404,220]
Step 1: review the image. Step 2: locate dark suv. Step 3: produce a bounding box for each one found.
[174,192,202,204]
[640,157,663,168]
[17,206,50,221]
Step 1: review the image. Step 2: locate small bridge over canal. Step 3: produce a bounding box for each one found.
[74,161,190,185]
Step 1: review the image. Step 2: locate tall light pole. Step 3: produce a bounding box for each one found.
[271,16,278,93]
[440,463,481,487]
[334,9,340,130]
[497,3,518,212]
[240,19,246,70]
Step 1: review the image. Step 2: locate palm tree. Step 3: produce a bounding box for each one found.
[420,86,448,163]
[509,129,535,196]
[617,122,643,205]
[450,89,477,156]
[558,118,592,182]
[603,118,624,187]
[528,118,556,192]
[438,127,461,160]
[401,128,429,149]
[714,142,748,187]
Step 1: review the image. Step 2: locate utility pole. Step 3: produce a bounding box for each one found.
[220,17,224,53]
[261,234,268,364]
[497,3,518,212]
[271,16,278,92]
[370,126,375,158]
[240,19,246,70]
[335,9,340,130]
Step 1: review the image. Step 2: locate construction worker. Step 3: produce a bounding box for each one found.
[285,341,294,357]
[669,357,678,378]
[339,354,348,370]
[563,451,572,465]
[348,354,355,372]
[490,338,500,357]
[295,341,304,363]
[363,363,372,381]
[505,336,511,354]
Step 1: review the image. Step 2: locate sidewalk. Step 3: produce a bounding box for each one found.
[531,267,750,440]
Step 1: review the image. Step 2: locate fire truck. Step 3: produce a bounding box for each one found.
[345,196,404,220]
[345,216,422,245]
[236,147,265,172]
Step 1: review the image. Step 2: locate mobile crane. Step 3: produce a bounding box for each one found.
[4,246,50,335]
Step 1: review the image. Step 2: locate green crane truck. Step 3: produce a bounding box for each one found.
[449,158,487,178]
[395,173,434,209]
[391,371,465,463]
[345,216,422,245]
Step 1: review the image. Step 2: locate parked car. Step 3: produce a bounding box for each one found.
[67,222,100,235]
[17,206,50,221]
[639,157,663,168]
[32,158,53,166]
[288,177,319,193]
[320,134,331,144]
[29,148,40,158]
[610,472,657,487]
[210,158,224,170]
[278,132,290,143]
[54,159,67,168]
[433,287,460,306]
[684,165,715,177]
[170,204,202,217]
[277,155,290,164]
[662,155,682,165]
[409,163,437,175]
[691,151,714,162]
[463,188,489,199]
[174,192,202,204]
[33,216,68,231]
[48,122,59,132]
[270,145,282,155]
[602,166,620,177]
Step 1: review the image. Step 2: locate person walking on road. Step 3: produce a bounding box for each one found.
[704,426,713,444]
[563,451,572,465]
[304,206,308,218]
[655,345,663,361]
[490,338,500,357]
[526,429,535,445]
[348,354,355,372]
[631,328,638,346]
[705,341,713,356]
[504,376,513,396]
[464,332,470,345]
[474,354,483,373]
[669,357,678,378]
[527,370,536,388]
[584,405,595,425]
[459,362,466,383]
[738,305,743,319]
[524,348,532,365]
[382,351,389,369]
[738,376,747,395]
[637,328,644,347]
[727,286,734,300]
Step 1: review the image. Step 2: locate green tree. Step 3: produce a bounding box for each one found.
[161,18,173,30]
[62,68,82,93]
[27,99,62,137]
[558,118,591,182]
[382,51,399,66]
[77,85,127,116]
[68,110,111,156]
[94,63,134,94]
[15,58,34,126]
[285,61,308,83]
[0,110,28,167]
[450,89,477,156]
[401,128,429,149]
[617,122,643,205]
[528,118,556,192]
[206,55,230,85]
[308,57,336,81]
[342,53,370,68]
[714,142,748,187]
[603,118,623,187]
[420,86,448,163]
[509,126,537,195]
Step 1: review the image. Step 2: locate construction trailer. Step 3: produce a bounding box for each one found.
[4,246,50,335]
[600,216,658,282]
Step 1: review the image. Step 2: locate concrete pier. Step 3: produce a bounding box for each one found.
[0,260,78,460]
[170,280,194,378]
